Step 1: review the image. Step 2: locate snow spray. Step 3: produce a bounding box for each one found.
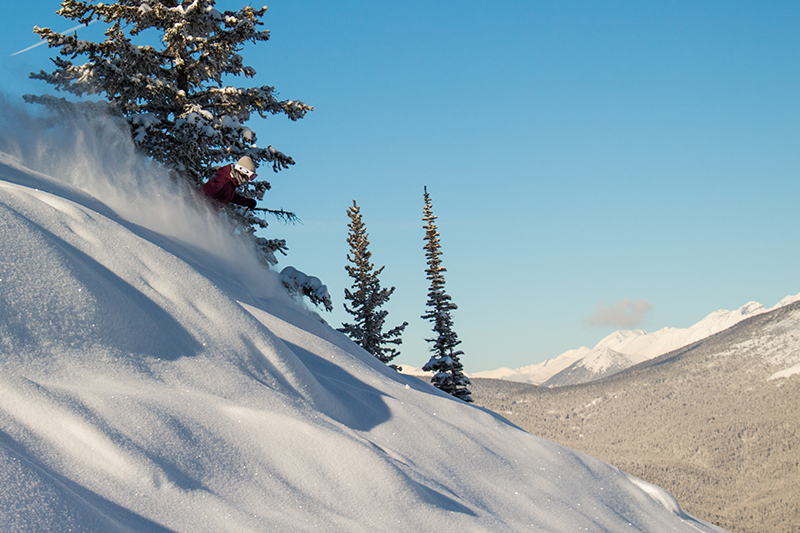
[0,97,282,299]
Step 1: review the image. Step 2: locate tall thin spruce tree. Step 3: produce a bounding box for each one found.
[339,200,408,369]
[24,0,311,264]
[421,187,472,402]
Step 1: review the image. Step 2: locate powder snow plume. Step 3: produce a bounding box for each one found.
[0,98,283,301]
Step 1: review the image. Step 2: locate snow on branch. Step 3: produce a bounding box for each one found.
[280,266,332,312]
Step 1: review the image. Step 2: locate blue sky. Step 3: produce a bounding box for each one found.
[3,0,799,372]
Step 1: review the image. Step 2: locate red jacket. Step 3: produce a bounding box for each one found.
[199,164,253,209]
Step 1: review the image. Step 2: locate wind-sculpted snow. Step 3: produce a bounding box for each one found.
[0,152,727,532]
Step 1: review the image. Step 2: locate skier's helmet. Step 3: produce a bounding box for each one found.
[234,156,257,181]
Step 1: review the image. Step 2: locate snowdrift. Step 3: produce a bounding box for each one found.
[0,152,726,532]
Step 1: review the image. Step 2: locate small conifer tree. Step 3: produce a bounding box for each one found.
[421,187,472,402]
[339,200,407,369]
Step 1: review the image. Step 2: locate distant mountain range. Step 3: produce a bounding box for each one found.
[471,298,800,533]
[471,293,800,386]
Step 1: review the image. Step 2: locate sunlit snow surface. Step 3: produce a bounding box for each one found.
[0,151,727,532]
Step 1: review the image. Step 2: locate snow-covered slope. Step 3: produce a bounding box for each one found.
[0,151,728,532]
[475,296,799,386]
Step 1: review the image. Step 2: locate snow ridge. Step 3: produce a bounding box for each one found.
[0,146,727,532]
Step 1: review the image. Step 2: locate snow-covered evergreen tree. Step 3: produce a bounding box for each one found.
[279,266,332,313]
[24,0,311,264]
[338,200,407,370]
[420,187,472,402]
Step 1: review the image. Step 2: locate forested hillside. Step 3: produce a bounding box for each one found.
[472,300,800,533]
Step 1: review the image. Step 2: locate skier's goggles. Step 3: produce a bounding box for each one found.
[234,164,257,181]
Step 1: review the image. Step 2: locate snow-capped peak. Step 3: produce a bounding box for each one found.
[473,294,799,386]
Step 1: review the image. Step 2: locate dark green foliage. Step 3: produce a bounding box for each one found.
[24,0,310,263]
[339,200,407,368]
[421,187,472,402]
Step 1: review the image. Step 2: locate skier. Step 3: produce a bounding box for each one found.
[199,156,258,210]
